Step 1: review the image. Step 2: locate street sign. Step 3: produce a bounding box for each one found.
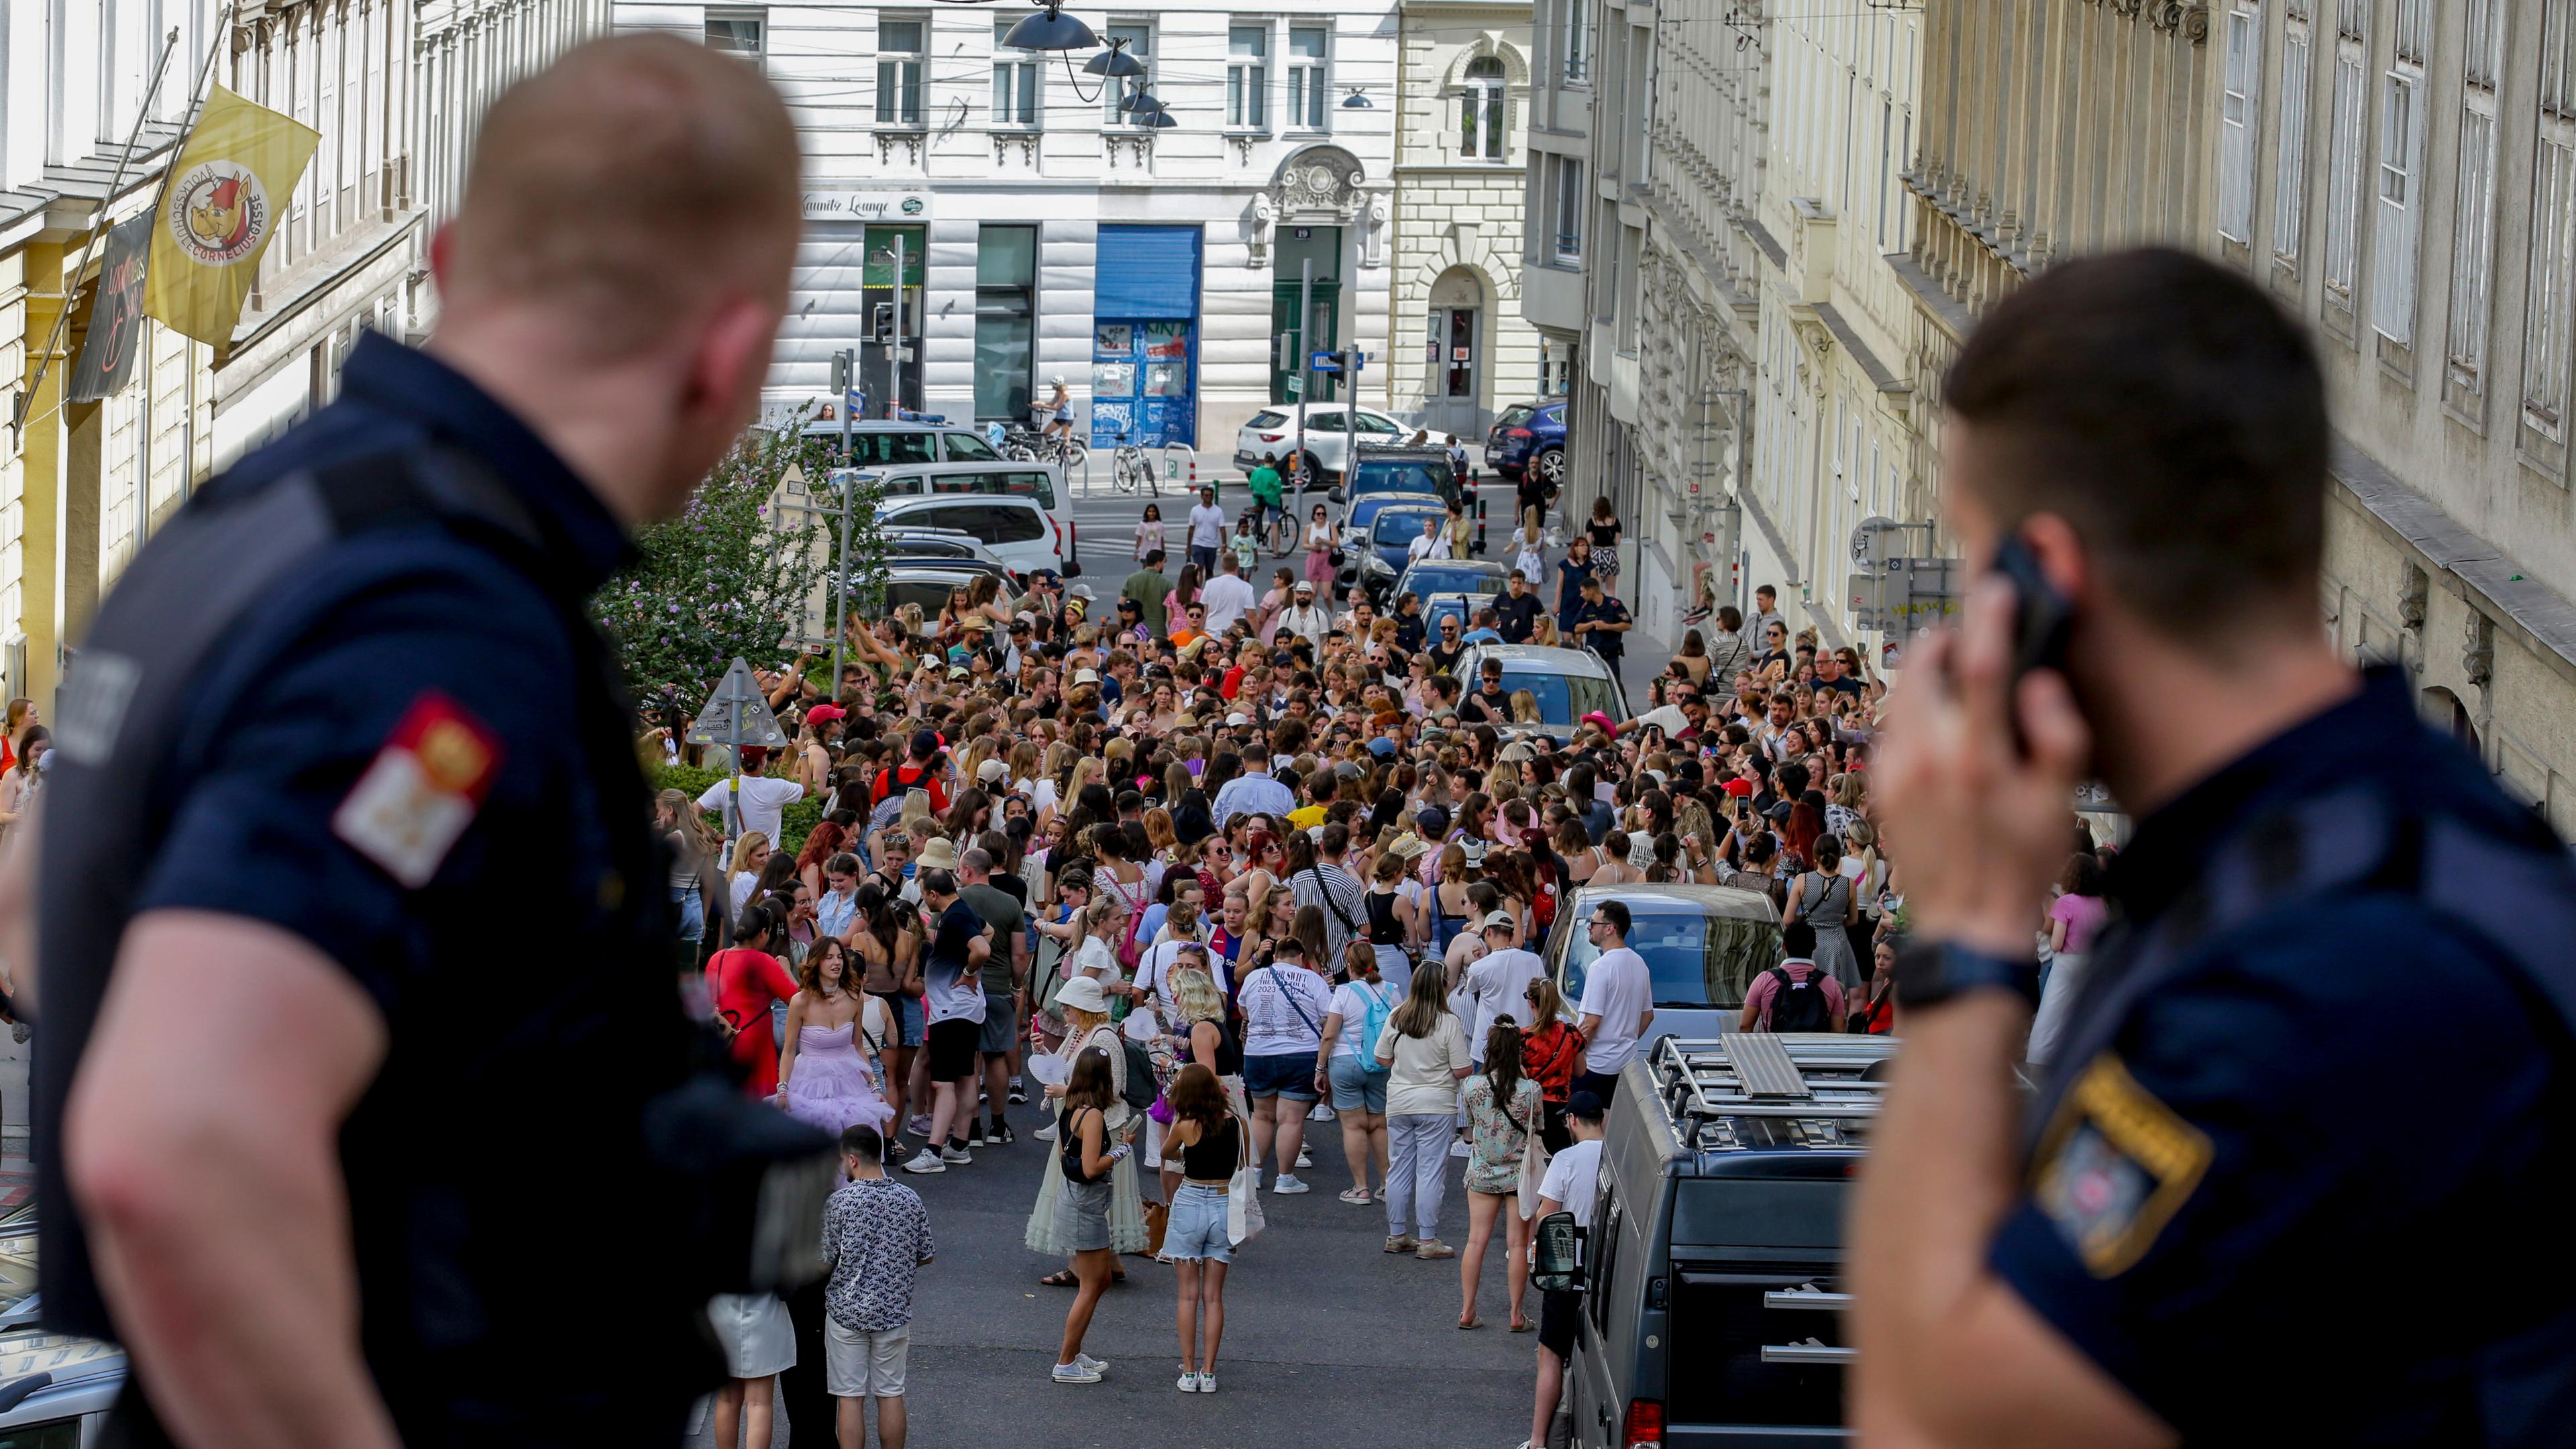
[687,657,790,749]
[1849,557,1961,641]
[1311,352,1342,374]
[1849,515,1900,575]
[1286,376,1305,396]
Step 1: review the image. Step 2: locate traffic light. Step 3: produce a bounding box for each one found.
[872,303,896,341]
[828,350,851,394]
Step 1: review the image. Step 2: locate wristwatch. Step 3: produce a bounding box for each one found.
[1893,938,2041,1012]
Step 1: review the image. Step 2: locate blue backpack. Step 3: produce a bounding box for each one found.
[1350,981,1394,1072]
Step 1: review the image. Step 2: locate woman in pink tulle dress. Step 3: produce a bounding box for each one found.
[775,938,895,1146]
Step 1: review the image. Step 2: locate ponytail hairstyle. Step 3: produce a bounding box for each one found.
[1482,1018,1527,1117]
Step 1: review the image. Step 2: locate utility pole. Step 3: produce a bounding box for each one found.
[888,233,909,420]
[828,348,857,693]
[1293,258,1313,502]
[1342,347,1358,505]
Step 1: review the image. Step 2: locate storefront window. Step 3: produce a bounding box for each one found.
[973,226,1037,423]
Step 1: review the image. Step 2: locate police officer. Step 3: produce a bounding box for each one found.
[20,36,822,1449]
[1853,249,2576,1446]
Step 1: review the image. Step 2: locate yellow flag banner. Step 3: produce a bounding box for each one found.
[142,85,321,351]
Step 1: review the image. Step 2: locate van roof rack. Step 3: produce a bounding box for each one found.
[1648,1034,1897,1152]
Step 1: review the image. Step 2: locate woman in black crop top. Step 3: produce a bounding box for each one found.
[1159,1064,1241,1393]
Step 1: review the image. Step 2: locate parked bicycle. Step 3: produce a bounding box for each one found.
[1108,432,1155,496]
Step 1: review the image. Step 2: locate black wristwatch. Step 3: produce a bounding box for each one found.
[1894,938,2042,1012]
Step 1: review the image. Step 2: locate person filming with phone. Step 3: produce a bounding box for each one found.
[1854,249,2576,1448]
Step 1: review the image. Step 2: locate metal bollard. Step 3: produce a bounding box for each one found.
[1474,486,1489,556]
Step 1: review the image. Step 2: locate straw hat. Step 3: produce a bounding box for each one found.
[915,836,960,872]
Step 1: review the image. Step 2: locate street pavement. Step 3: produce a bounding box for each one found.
[686,1112,1541,1449]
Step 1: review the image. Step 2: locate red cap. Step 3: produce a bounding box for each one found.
[806,704,846,725]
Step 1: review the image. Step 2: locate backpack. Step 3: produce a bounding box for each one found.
[1119,1037,1159,1110]
[1764,964,1835,1034]
[1106,871,1152,970]
[1349,980,1394,1072]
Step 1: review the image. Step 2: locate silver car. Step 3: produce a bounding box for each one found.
[0,1214,129,1444]
[1451,643,1630,742]
[1544,883,1784,1044]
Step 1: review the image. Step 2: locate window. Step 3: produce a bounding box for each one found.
[877,19,924,127]
[1555,157,1585,260]
[993,20,1040,127]
[2370,65,2423,344]
[2275,12,2313,264]
[1287,27,1329,127]
[705,8,766,65]
[2218,5,2261,245]
[1876,97,1893,249]
[2448,0,2508,395]
[1461,57,1507,159]
[2526,0,2576,439]
[1229,25,1268,129]
[1563,0,1591,82]
[2322,36,2367,304]
[975,226,1038,424]
[1106,24,1152,124]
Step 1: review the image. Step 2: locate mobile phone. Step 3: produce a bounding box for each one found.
[1987,533,2072,685]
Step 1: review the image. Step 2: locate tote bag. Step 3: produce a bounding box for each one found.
[1226,1111,1269,1246]
[1514,1091,1553,1222]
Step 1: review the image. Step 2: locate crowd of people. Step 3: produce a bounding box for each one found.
[649,503,2121,1443]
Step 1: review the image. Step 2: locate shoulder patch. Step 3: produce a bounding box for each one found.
[2030,1053,2214,1279]
[331,692,504,888]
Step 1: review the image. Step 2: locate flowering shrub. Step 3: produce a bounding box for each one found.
[595,409,888,722]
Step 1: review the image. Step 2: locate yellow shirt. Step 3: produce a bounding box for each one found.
[1287,804,1328,832]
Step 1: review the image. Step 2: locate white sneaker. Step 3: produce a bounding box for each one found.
[906,1115,933,1138]
[1450,1139,1472,1159]
[1052,1361,1102,1385]
[1033,1123,1057,1141]
[1295,1148,1313,1169]
[901,1153,945,1175]
[1176,1371,1201,1393]
[1271,1174,1311,1195]
[1307,1102,1335,1122]
[1075,1352,1110,1375]
[940,1144,973,1165]
[1195,1371,1218,1393]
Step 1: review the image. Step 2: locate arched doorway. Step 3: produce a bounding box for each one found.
[1424,266,1487,437]
[2423,686,2483,759]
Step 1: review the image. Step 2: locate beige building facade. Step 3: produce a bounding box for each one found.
[1383,0,1542,439]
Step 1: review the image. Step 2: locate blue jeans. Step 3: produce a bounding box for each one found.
[670,884,703,944]
[1326,1053,1389,1114]
[1161,1181,1232,1263]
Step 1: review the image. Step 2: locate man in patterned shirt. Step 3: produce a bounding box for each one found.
[822,1124,936,1449]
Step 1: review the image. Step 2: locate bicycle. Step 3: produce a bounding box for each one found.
[1108,432,1155,495]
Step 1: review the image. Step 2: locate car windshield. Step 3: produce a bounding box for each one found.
[926,468,1057,511]
[1497,667,1620,725]
[1557,903,1782,1008]
[1403,566,1502,597]
[1375,512,1442,545]
[1348,464,1451,498]
[1247,411,1289,429]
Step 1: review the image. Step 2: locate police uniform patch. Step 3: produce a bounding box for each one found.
[331,692,502,888]
[2031,1053,2213,1278]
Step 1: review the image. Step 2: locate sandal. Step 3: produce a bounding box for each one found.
[1337,1187,1374,1205]
[1509,1318,1534,1333]
[1040,1269,1078,1287]
[1456,1316,1481,1330]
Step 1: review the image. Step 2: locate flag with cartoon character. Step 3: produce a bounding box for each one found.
[143,85,320,351]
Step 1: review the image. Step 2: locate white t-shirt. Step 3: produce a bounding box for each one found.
[1189,502,1228,549]
[1633,703,1691,737]
[1237,963,1334,1057]
[698,775,807,844]
[1576,945,1654,1075]
[1373,1013,1472,1117]
[1201,571,1258,633]
[1540,1138,1605,1226]
[1463,947,1548,1061]
[1328,979,1394,1060]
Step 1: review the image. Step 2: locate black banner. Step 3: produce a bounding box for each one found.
[67,211,153,405]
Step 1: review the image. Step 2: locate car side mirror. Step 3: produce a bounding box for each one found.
[1328,487,1346,504]
[1532,1210,1584,1292]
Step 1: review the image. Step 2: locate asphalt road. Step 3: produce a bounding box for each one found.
[688,1110,1542,1449]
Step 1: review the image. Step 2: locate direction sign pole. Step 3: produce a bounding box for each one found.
[1343,359,1356,513]
[831,350,857,695]
[1294,258,1313,505]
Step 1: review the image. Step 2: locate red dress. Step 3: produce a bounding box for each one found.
[705,947,800,1099]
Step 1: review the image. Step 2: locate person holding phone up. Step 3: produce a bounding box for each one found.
[1853,250,2576,1448]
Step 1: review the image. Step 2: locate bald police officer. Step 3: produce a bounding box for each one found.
[1856,249,2576,1446]
[18,36,820,1449]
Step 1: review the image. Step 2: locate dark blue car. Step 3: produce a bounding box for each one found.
[1350,504,1451,600]
[1484,400,1567,486]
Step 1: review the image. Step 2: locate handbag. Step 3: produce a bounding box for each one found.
[1226,1112,1269,1247]
[1143,1199,1171,1258]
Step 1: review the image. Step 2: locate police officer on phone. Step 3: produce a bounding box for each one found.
[1852,250,2576,1447]
[18,37,830,1449]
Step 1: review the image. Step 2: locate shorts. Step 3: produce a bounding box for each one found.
[825,1319,910,1398]
[979,991,1019,1055]
[1538,1287,1583,1359]
[926,1017,981,1081]
[1326,1053,1389,1114]
[1242,1050,1320,1102]
[1161,1181,1232,1263]
[873,991,924,1048]
[1573,1069,1623,1108]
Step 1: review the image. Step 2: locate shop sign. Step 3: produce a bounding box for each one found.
[802,189,933,222]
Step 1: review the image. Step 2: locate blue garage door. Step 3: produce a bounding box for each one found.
[1092,225,1201,447]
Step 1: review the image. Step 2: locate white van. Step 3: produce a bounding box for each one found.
[838,461,1078,576]
[877,494,1063,581]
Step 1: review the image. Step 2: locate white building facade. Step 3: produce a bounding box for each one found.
[621,0,1401,456]
[1383,0,1541,439]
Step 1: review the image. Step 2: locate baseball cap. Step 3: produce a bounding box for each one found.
[1566,1090,1606,1123]
[1415,806,1449,837]
[910,729,941,757]
[948,665,970,680]
[916,655,941,672]
[1366,736,1396,758]
[976,758,1009,784]
[1029,568,1061,584]
[804,704,845,726]
[1481,910,1517,933]
[1225,712,1248,727]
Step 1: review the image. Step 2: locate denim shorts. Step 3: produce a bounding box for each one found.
[873,992,924,1048]
[1161,1181,1232,1263]
[1326,1053,1389,1114]
[1242,1051,1320,1102]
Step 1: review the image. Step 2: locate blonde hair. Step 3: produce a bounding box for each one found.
[1172,967,1226,1023]
[725,830,772,883]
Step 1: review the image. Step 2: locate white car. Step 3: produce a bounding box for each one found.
[877,494,1063,582]
[1233,404,1414,483]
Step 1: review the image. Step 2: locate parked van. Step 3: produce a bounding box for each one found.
[841,461,1078,575]
[1538,1033,1892,1447]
